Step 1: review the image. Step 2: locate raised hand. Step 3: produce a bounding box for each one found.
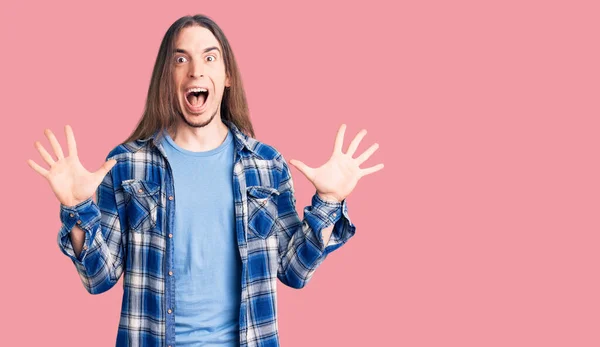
[288,124,384,202]
[27,125,117,207]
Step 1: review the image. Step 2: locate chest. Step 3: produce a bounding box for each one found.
[119,156,281,242]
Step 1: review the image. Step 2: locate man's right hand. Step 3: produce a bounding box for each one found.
[27,125,117,207]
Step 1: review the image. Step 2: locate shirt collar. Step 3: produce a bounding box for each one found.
[130,119,257,156]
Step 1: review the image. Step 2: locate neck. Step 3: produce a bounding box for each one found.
[167,116,229,152]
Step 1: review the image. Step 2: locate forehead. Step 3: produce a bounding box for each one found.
[174,25,222,52]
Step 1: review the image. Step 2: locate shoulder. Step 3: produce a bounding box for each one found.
[245,136,282,161]
[105,139,154,161]
[241,137,293,190]
[104,140,162,185]
[244,136,292,174]
[238,134,293,184]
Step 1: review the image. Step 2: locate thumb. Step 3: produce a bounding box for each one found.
[94,159,117,179]
[289,159,314,180]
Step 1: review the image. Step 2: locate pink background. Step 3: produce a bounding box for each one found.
[2,0,599,346]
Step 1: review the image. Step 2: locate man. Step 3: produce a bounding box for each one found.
[28,14,383,347]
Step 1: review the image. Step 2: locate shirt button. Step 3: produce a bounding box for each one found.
[138,188,143,193]
[169,271,173,276]
[69,213,74,218]
[332,213,337,217]
[168,233,173,238]
[168,196,174,201]
[83,245,88,250]
[167,309,172,314]
[77,220,82,225]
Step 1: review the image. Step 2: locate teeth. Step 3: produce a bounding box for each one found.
[186,87,208,94]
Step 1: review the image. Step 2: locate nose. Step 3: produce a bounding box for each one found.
[189,60,204,78]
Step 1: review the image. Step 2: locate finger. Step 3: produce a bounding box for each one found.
[355,143,379,165]
[34,141,56,166]
[27,159,49,177]
[44,129,65,160]
[333,124,346,154]
[94,159,117,181]
[360,163,384,177]
[65,125,78,157]
[346,129,367,157]
[289,159,315,181]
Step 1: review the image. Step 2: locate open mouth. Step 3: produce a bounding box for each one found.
[184,88,209,111]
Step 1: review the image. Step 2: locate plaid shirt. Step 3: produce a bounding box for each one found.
[57,120,356,347]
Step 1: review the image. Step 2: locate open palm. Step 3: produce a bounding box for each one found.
[289,124,384,202]
[27,125,116,207]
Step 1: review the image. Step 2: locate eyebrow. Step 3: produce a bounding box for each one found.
[175,46,221,55]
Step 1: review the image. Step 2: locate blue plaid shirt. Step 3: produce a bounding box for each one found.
[57,120,356,347]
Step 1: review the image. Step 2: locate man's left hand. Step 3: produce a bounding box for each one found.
[289,124,384,203]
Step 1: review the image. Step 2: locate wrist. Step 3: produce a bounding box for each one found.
[61,196,92,209]
[317,192,343,203]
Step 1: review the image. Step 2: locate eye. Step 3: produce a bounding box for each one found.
[175,56,187,63]
[206,55,216,62]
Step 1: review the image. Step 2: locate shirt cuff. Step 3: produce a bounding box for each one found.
[309,193,344,227]
[58,197,100,263]
[304,191,354,251]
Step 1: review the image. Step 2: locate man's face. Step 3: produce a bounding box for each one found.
[173,25,230,128]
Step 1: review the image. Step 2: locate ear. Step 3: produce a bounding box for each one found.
[225,74,231,88]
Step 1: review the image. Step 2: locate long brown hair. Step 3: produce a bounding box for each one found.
[123,14,255,144]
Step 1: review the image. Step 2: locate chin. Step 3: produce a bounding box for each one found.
[179,105,217,128]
